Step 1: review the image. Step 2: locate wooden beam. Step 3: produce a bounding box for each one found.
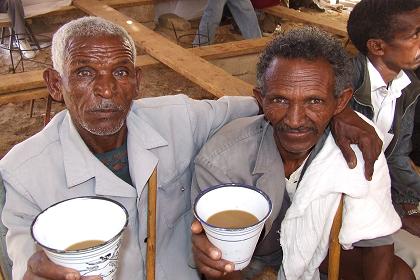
[264,5,348,37]
[94,0,153,8]
[34,0,153,17]
[0,37,269,96]
[139,37,271,67]
[0,70,45,95]
[73,0,254,97]
[0,88,49,105]
[190,37,271,60]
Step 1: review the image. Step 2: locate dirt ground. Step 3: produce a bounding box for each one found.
[0,6,351,160]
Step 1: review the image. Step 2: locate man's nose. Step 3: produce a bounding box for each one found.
[93,74,117,98]
[284,104,306,128]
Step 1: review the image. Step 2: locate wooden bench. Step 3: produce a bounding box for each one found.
[263,5,348,38]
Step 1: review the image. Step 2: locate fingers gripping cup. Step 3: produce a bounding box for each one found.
[31,197,128,280]
[194,183,272,270]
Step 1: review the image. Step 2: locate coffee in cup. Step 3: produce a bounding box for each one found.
[31,196,128,280]
[194,183,272,270]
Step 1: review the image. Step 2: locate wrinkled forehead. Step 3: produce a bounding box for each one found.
[265,57,335,85]
[64,35,134,65]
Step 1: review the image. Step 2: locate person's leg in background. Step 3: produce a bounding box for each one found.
[6,0,35,58]
[193,0,228,46]
[0,0,7,13]
[226,0,261,39]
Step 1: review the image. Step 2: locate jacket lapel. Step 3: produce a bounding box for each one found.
[61,112,96,188]
[353,56,372,106]
[252,121,285,235]
[126,110,168,195]
[60,111,168,198]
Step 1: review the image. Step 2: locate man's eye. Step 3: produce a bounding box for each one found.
[114,69,129,77]
[309,99,323,104]
[272,97,287,104]
[77,69,92,77]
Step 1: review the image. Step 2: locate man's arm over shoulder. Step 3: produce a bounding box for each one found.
[184,95,259,149]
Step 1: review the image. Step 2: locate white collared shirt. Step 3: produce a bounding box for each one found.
[367,58,411,149]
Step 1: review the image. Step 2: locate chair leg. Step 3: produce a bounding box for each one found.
[29,99,35,118]
[8,27,15,74]
[0,27,5,44]
[328,196,344,280]
[43,95,52,126]
[25,23,40,50]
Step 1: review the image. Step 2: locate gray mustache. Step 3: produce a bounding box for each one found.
[89,101,124,111]
[275,124,316,133]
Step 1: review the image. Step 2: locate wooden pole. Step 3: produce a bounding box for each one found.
[328,195,344,280]
[43,95,52,126]
[147,167,157,280]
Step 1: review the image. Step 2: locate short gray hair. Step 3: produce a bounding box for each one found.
[51,16,137,76]
[256,26,352,97]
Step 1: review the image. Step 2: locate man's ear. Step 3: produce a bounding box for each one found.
[334,87,353,115]
[253,87,264,107]
[366,38,385,56]
[43,68,63,102]
[134,66,142,99]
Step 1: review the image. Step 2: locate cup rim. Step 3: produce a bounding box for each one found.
[30,196,129,254]
[193,183,272,231]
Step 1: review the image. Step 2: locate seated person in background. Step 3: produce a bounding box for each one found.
[191,26,414,280]
[347,0,420,276]
[0,0,36,58]
[0,16,378,280]
[193,0,261,46]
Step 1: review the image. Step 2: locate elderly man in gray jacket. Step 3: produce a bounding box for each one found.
[191,27,414,280]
